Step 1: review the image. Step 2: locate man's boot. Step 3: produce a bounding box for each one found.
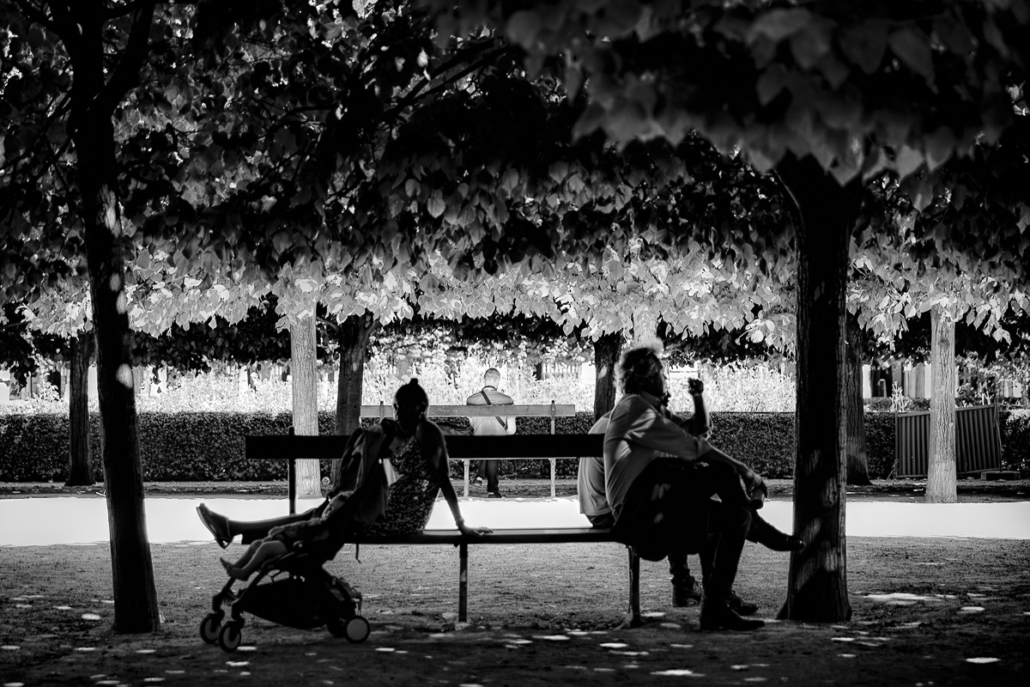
[699,597,765,631]
[672,575,703,607]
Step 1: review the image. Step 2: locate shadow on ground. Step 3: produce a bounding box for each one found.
[1,536,1028,686]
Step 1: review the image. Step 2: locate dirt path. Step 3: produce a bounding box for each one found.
[2,537,1028,686]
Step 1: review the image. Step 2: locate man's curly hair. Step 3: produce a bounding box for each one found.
[618,345,663,395]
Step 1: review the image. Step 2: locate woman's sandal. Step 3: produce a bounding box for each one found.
[197,503,231,549]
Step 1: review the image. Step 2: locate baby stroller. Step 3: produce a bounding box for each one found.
[200,428,393,652]
[199,544,369,652]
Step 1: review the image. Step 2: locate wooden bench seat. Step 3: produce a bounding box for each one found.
[245,431,644,625]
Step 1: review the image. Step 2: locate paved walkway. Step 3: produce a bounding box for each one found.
[1,496,1028,546]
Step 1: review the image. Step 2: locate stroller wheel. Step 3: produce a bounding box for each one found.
[218,620,243,652]
[199,613,222,644]
[345,616,371,644]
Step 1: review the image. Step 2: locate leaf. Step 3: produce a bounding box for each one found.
[911,179,934,212]
[790,24,831,69]
[888,28,934,83]
[427,193,446,219]
[839,22,888,74]
[405,178,420,197]
[501,168,519,195]
[933,16,974,56]
[748,9,812,43]
[506,11,542,48]
[565,64,583,100]
[924,128,954,170]
[606,100,651,143]
[894,146,923,179]
[548,161,569,183]
[634,5,658,42]
[274,128,298,155]
[756,66,790,105]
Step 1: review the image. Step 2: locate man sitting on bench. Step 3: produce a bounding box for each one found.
[598,344,803,631]
[580,374,800,617]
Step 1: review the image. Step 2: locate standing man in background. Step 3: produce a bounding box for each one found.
[466,368,516,498]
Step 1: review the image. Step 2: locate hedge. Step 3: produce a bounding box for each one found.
[1,409,1026,483]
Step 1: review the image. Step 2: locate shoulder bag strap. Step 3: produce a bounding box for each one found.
[481,389,508,430]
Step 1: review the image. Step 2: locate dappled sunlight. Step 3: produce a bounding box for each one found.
[800,516,822,545]
[117,364,134,388]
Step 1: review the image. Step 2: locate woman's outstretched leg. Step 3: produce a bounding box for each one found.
[198,503,315,547]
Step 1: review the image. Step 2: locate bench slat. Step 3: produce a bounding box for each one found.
[245,433,603,460]
[347,528,614,545]
[445,434,602,459]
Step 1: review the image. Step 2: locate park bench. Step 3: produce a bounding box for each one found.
[244,429,645,626]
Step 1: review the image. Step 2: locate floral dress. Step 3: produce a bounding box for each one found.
[361,435,440,536]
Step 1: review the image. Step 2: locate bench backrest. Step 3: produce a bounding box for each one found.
[245,433,603,460]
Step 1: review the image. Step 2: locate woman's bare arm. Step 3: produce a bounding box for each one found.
[418,420,490,536]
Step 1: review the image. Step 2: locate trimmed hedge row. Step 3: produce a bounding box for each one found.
[1,409,1026,483]
[1000,409,1030,475]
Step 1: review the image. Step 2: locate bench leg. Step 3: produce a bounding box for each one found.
[627,547,642,627]
[459,542,468,623]
[288,458,297,515]
[549,458,556,498]
[463,460,470,499]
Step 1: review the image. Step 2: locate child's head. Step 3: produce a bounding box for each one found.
[322,490,353,520]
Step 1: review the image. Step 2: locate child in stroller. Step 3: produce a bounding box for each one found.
[219,489,354,581]
[200,425,391,653]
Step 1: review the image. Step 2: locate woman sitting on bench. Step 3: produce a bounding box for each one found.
[197,379,490,552]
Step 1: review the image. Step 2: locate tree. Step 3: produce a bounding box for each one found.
[19,282,98,487]
[433,0,1030,622]
[849,106,1030,500]
[0,301,94,486]
[592,331,623,420]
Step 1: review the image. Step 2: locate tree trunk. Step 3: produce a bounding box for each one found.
[775,156,861,622]
[290,308,323,499]
[65,0,160,633]
[844,314,872,485]
[333,314,378,483]
[65,331,96,487]
[80,134,160,633]
[593,332,623,420]
[927,304,958,503]
[334,313,378,435]
[631,310,658,345]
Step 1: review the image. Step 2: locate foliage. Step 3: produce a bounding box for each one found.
[863,412,900,478]
[0,302,71,384]
[865,397,930,413]
[889,382,913,413]
[438,1,1030,186]
[692,363,796,413]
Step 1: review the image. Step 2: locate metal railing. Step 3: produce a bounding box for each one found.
[894,404,1003,477]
